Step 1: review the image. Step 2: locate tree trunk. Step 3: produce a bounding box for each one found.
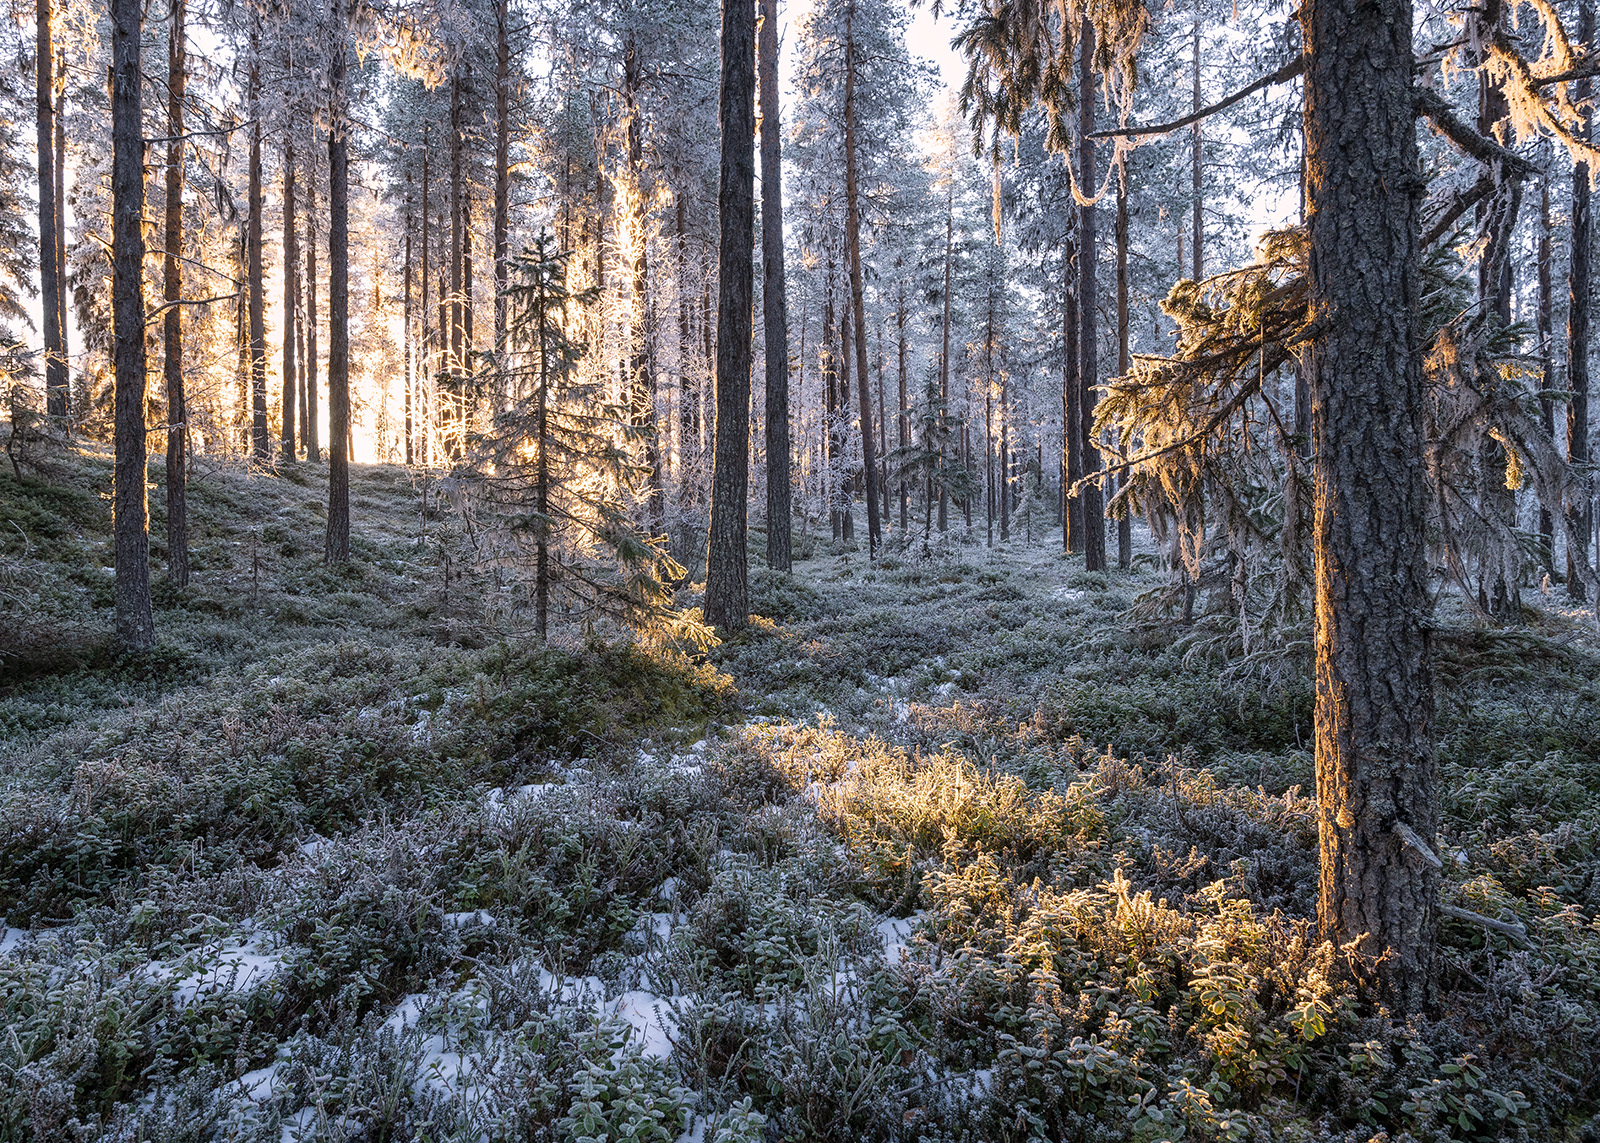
[326,8,351,563]
[1062,232,1082,551]
[1306,0,1436,1013]
[405,182,414,466]
[897,277,908,530]
[939,198,953,533]
[282,139,299,461]
[1115,157,1132,570]
[759,0,792,570]
[1191,0,1202,281]
[421,126,431,464]
[1078,19,1106,571]
[839,271,856,543]
[1570,0,1594,603]
[494,0,510,365]
[623,45,662,530]
[449,65,464,460]
[536,267,550,639]
[54,41,66,414]
[164,0,188,587]
[1538,170,1554,573]
[38,0,65,422]
[306,177,321,464]
[844,1,881,553]
[705,0,755,633]
[112,0,153,650]
[248,38,268,463]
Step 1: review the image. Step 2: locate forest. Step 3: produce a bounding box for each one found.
[2,0,1600,1136]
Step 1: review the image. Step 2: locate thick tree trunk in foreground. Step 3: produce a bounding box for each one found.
[164,0,188,587]
[1305,0,1436,1013]
[112,0,154,650]
[38,0,65,422]
[1077,19,1105,571]
[494,0,510,364]
[1571,0,1594,602]
[759,0,791,571]
[282,140,299,461]
[248,42,269,462]
[1115,159,1132,570]
[705,0,755,633]
[326,10,351,564]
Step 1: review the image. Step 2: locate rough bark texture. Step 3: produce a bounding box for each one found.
[1115,161,1132,570]
[1539,173,1555,570]
[112,0,154,650]
[1062,233,1082,551]
[844,0,881,553]
[306,181,320,464]
[248,42,269,462]
[938,206,953,532]
[759,0,791,570]
[164,0,188,587]
[326,15,351,564]
[494,0,510,363]
[1571,0,1594,602]
[1305,0,1436,1013]
[38,0,65,421]
[1077,19,1106,572]
[705,0,755,633]
[282,140,299,461]
[1191,2,1202,281]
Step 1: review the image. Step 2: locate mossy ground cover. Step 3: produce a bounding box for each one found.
[3,447,1599,1140]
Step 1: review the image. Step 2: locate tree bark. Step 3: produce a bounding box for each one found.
[897,276,908,531]
[1570,0,1594,602]
[494,0,510,365]
[248,36,269,463]
[282,139,299,461]
[38,0,65,422]
[306,171,321,464]
[112,0,154,649]
[1538,170,1555,572]
[165,0,188,587]
[1305,0,1436,1013]
[449,64,465,460]
[326,7,351,563]
[705,0,755,633]
[939,202,953,532]
[759,0,791,570]
[405,181,414,466]
[1078,19,1106,571]
[1191,0,1203,281]
[844,0,881,553]
[1115,157,1132,570]
[1062,230,1082,551]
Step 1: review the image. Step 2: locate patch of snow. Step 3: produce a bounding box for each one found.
[442,909,494,929]
[657,876,683,903]
[297,836,326,859]
[152,927,285,1006]
[677,1115,707,1143]
[876,913,926,964]
[612,990,678,1059]
[234,1062,281,1103]
[1052,587,1086,602]
[0,925,25,956]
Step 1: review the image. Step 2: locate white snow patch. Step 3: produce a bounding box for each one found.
[442,909,494,930]
[234,1062,282,1103]
[612,990,678,1059]
[0,926,25,955]
[150,927,285,1005]
[297,836,326,859]
[876,913,926,964]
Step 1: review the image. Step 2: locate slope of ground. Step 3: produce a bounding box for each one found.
[3,449,1600,1142]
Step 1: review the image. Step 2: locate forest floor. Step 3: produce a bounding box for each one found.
[4,446,1600,1142]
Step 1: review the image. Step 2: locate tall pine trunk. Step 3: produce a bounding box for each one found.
[844,0,881,552]
[306,175,321,464]
[164,0,188,587]
[326,6,351,563]
[705,0,755,633]
[759,0,791,570]
[938,198,952,532]
[112,0,153,649]
[1538,171,1554,572]
[1062,232,1082,551]
[282,140,299,461]
[493,0,510,366]
[1306,0,1436,1013]
[1077,19,1105,571]
[248,38,269,462]
[38,0,65,422]
[1570,0,1594,602]
[1115,158,1132,569]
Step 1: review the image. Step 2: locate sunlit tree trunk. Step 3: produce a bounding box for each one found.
[705,0,755,633]
[248,34,269,463]
[326,1,351,563]
[306,173,321,464]
[164,0,188,587]
[421,127,431,465]
[282,139,299,462]
[449,64,464,460]
[38,0,65,423]
[112,0,153,650]
[1062,234,1081,551]
[897,275,908,531]
[1538,172,1554,573]
[1115,158,1132,570]
[839,270,856,543]
[759,0,791,570]
[622,43,662,531]
[1191,0,1202,281]
[938,200,952,533]
[1306,0,1436,1013]
[404,181,414,466]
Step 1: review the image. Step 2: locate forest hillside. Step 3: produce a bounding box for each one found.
[4,452,1600,1141]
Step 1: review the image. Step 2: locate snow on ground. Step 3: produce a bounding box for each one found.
[145,924,286,1005]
